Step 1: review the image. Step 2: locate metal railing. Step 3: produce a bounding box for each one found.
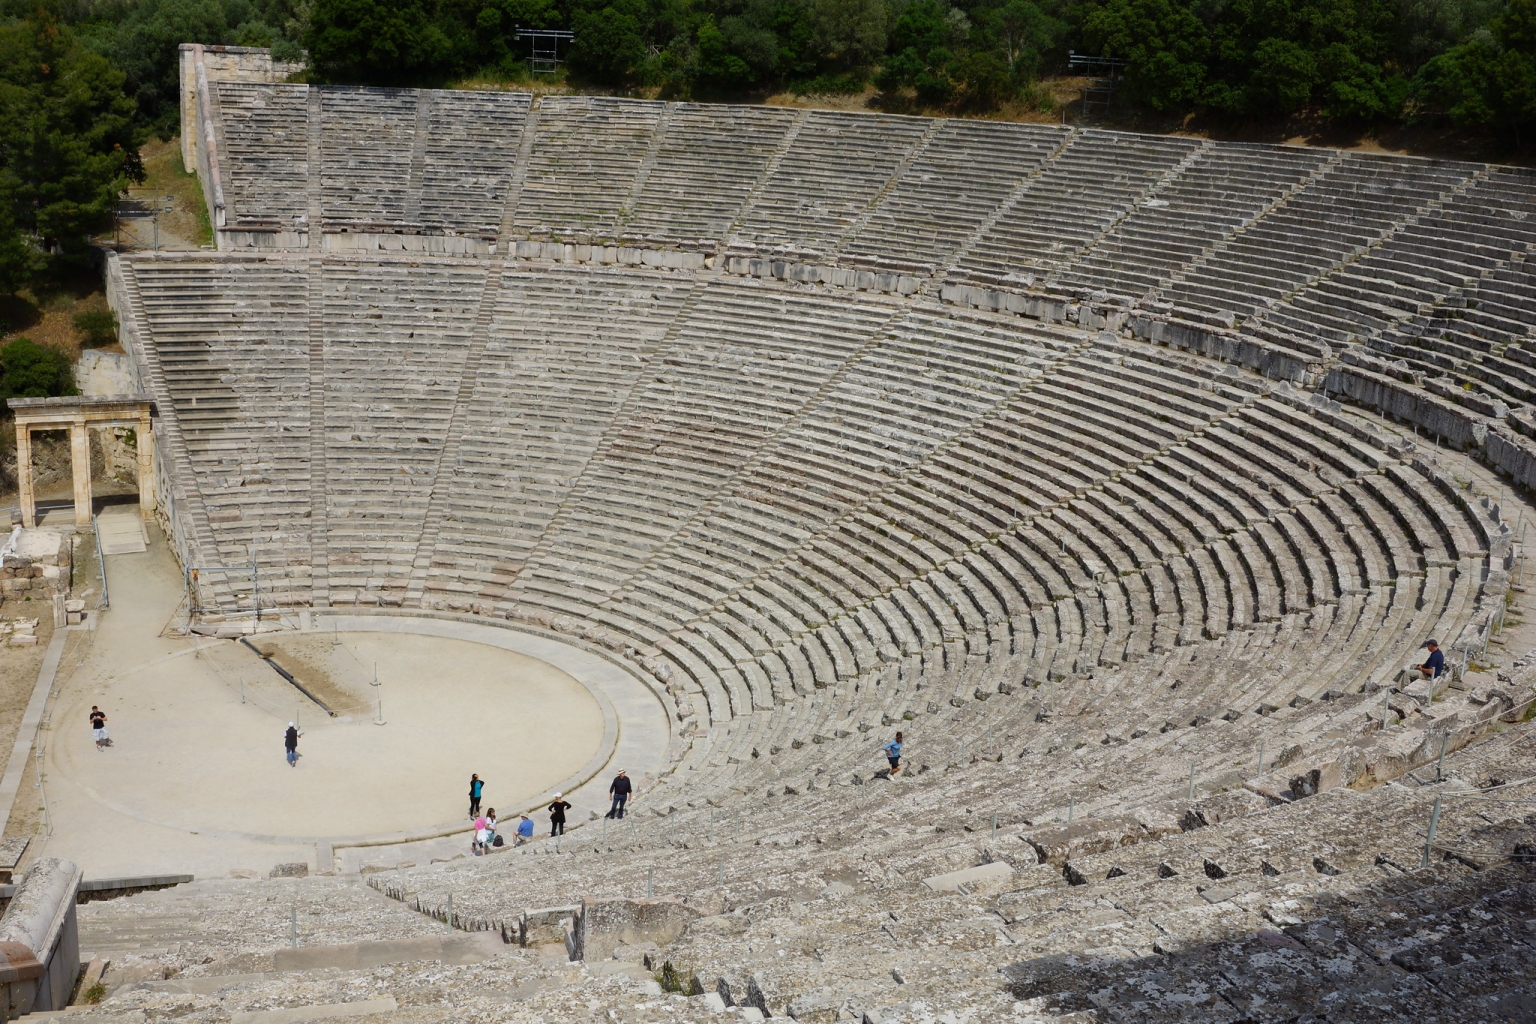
[92,516,109,610]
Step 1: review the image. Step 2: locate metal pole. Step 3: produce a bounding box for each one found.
[1258,739,1265,777]
[1422,795,1443,869]
[718,854,724,885]
[991,813,997,845]
[445,894,453,932]
[1383,693,1390,729]
[646,866,654,898]
[290,906,297,947]
[1436,732,1449,782]
[240,678,245,704]
[1068,795,1074,823]
[1188,763,1196,800]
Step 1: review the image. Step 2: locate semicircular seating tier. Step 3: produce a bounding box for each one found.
[189,76,1536,489]
[114,252,1509,735]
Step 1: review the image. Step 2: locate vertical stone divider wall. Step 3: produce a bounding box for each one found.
[306,256,329,607]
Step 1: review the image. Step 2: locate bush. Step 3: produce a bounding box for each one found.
[73,310,118,348]
[0,338,77,402]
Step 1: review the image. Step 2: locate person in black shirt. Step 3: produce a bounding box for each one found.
[548,793,571,836]
[1414,639,1446,684]
[606,770,632,819]
[284,722,301,766]
[90,706,109,750]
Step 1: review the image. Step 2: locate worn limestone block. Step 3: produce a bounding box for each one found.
[1022,815,1147,865]
[920,861,1014,892]
[747,971,793,1016]
[579,898,699,963]
[1130,802,1185,839]
[521,905,581,947]
[786,987,843,1023]
[1183,788,1275,830]
[688,913,749,938]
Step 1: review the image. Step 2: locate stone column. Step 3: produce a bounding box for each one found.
[136,411,155,520]
[15,423,34,529]
[70,420,92,527]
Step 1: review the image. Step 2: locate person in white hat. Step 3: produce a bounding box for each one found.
[548,792,571,836]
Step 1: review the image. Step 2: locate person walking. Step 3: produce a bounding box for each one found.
[469,774,484,817]
[90,706,110,751]
[548,793,571,836]
[881,731,904,777]
[606,770,632,819]
[284,722,302,767]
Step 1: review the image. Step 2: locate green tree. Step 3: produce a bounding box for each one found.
[697,16,759,88]
[0,337,77,401]
[982,0,1064,80]
[808,0,886,66]
[0,194,43,298]
[305,0,453,85]
[1083,0,1208,109]
[569,4,648,83]
[1414,0,1536,140]
[0,15,141,289]
[68,0,308,133]
[876,0,957,101]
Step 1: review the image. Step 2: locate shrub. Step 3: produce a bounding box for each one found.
[0,338,78,401]
[73,309,118,348]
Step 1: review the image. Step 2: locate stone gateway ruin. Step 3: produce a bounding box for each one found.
[14,41,1536,1023]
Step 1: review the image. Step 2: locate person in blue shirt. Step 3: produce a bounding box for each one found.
[881,732,903,776]
[515,814,534,846]
[469,774,484,817]
[1414,639,1446,682]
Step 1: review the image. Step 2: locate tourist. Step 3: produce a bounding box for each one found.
[548,793,571,836]
[485,809,498,849]
[472,813,489,855]
[469,773,484,817]
[1412,639,1447,683]
[606,770,632,819]
[881,731,903,776]
[284,722,302,766]
[90,706,110,751]
[515,814,534,845]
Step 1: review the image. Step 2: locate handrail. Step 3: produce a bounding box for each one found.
[91,516,109,610]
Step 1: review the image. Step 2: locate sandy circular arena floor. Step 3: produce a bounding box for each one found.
[52,630,607,840]
[28,530,672,878]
